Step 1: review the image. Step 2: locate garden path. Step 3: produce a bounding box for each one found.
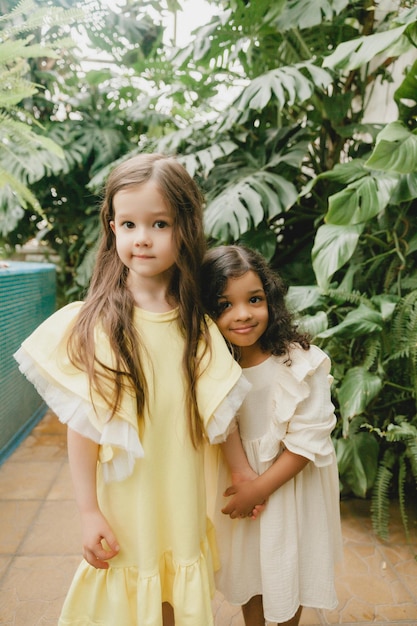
[0,411,416,626]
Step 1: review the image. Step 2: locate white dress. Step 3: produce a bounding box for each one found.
[212,345,343,623]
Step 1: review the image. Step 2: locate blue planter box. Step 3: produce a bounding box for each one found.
[0,261,56,464]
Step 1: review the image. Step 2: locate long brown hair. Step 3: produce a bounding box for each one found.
[201,245,310,362]
[68,154,209,446]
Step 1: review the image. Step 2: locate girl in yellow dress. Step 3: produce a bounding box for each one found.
[14,155,249,626]
[202,245,343,626]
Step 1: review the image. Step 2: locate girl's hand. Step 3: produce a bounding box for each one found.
[229,469,266,519]
[250,502,266,519]
[221,478,265,519]
[230,466,258,486]
[80,510,120,569]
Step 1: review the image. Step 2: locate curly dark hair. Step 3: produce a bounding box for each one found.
[201,244,310,361]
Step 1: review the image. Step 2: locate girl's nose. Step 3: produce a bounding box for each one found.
[134,228,151,247]
[235,304,252,320]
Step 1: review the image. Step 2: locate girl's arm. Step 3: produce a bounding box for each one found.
[221,427,257,484]
[221,427,265,519]
[222,351,336,517]
[221,448,309,518]
[67,427,120,569]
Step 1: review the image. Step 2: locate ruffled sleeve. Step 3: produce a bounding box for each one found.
[14,302,144,482]
[197,318,250,444]
[259,345,336,467]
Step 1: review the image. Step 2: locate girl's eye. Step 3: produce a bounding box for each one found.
[249,296,263,304]
[122,221,135,230]
[217,300,231,313]
[154,220,169,229]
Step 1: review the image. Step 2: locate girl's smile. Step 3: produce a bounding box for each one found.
[216,270,269,366]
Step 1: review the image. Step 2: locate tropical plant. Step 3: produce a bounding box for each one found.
[4,0,417,536]
[0,0,81,243]
[152,0,417,537]
[368,417,417,540]
[0,0,180,302]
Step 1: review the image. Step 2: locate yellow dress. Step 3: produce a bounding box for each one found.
[14,302,246,626]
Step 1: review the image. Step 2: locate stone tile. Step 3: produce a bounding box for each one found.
[0,586,19,625]
[326,596,376,623]
[389,578,417,604]
[0,500,40,554]
[212,592,244,626]
[9,411,67,464]
[2,411,417,625]
[11,434,67,462]
[0,555,79,626]
[0,556,12,581]
[377,601,417,621]
[32,410,66,437]
[381,543,417,566]
[46,463,74,501]
[18,501,81,556]
[339,542,375,575]
[0,461,61,500]
[299,607,322,625]
[393,559,417,601]
[347,572,399,605]
[0,554,78,601]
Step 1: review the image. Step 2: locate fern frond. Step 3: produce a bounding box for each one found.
[385,420,417,442]
[405,438,417,483]
[397,456,409,540]
[326,288,370,307]
[391,291,417,350]
[371,450,395,540]
[385,347,411,363]
[1,1,84,39]
[361,336,380,371]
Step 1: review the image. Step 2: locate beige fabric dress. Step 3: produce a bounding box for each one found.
[211,345,343,623]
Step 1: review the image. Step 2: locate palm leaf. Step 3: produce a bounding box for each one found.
[365,122,417,174]
[337,366,383,422]
[322,10,417,71]
[312,223,364,290]
[219,62,332,131]
[178,142,238,178]
[0,170,44,236]
[204,171,297,240]
[276,0,350,31]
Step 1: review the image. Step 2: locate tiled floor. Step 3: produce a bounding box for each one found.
[0,411,416,626]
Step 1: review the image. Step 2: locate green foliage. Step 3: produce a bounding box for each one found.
[0,0,80,238]
[1,0,177,298]
[368,418,417,540]
[168,1,417,537]
[295,286,417,537]
[335,428,379,498]
[3,0,417,537]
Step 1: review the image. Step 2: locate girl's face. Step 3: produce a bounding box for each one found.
[110,181,177,285]
[215,270,269,365]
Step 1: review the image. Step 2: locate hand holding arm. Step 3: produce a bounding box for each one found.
[220,427,265,519]
[67,427,120,569]
[222,448,309,518]
[220,426,258,485]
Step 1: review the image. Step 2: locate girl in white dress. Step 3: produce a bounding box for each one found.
[202,245,343,626]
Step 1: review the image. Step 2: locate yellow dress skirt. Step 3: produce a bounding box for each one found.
[15,302,247,626]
